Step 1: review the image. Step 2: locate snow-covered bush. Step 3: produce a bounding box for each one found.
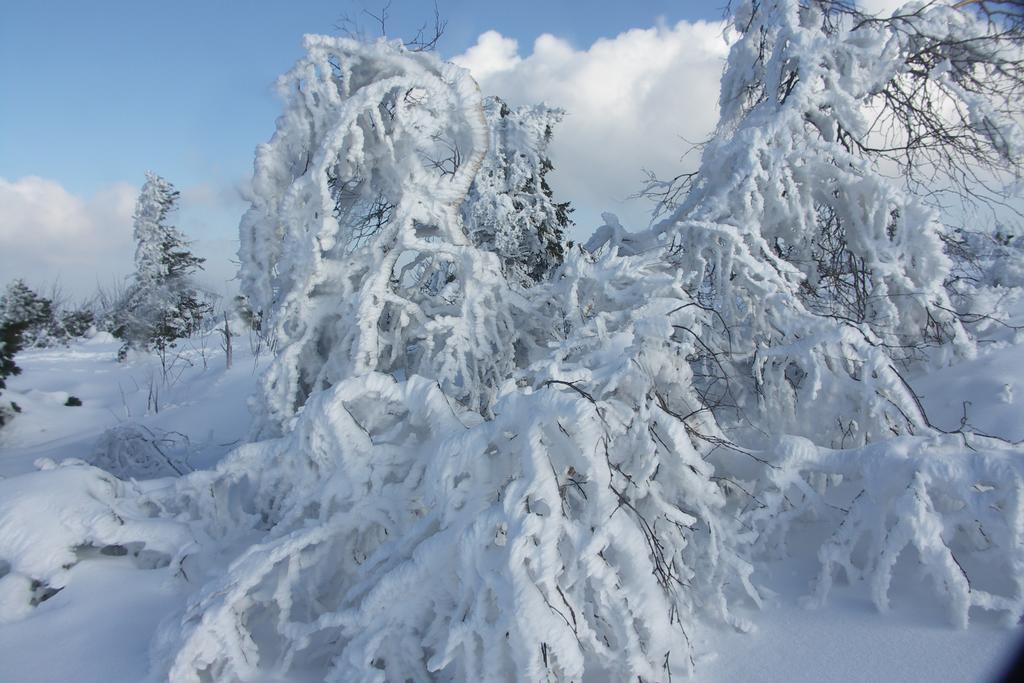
[143,228,769,680]
[795,434,1024,628]
[944,226,1024,341]
[89,423,192,479]
[630,0,1021,447]
[463,96,572,285]
[116,173,211,360]
[0,280,55,349]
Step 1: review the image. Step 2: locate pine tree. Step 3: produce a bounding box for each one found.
[0,315,26,426]
[117,172,210,359]
[0,280,54,348]
[0,280,96,347]
[463,96,573,285]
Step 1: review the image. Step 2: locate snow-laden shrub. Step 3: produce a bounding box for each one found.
[797,435,1024,628]
[632,0,1024,447]
[704,432,1024,629]
[944,227,1024,341]
[89,423,192,479]
[143,235,767,680]
[239,36,520,434]
[0,280,55,349]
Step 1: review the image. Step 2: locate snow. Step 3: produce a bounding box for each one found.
[703,556,1022,682]
[0,560,184,682]
[0,331,268,680]
[914,341,1024,443]
[0,334,266,478]
[1,331,1020,680]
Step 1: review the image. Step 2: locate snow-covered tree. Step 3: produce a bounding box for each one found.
[238,36,522,434]
[0,280,54,349]
[624,0,1024,631]
[139,225,769,680]
[117,173,210,359]
[0,316,25,427]
[127,37,750,681]
[631,0,1024,448]
[0,280,96,348]
[463,96,573,285]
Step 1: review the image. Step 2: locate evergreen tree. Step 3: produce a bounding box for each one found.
[0,280,96,347]
[117,172,211,359]
[463,96,573,285]
[0,316,26,426]
[0,280,54,348]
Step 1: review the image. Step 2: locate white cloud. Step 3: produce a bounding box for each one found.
[453,20,731,235]
[0,177,137,295]
[453,30,521,82]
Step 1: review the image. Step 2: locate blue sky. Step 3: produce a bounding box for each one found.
[1,1,719,196]
[1,1,728,294]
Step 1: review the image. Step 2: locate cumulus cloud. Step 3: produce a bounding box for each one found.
[0,177,138,295]
[453,20,731,235]
[454,31,522,82]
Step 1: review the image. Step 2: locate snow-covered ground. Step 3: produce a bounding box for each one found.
[0,328,1021,681]
[0,332,265,478]
[0,331,267,682]
[702,541,1022,682]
